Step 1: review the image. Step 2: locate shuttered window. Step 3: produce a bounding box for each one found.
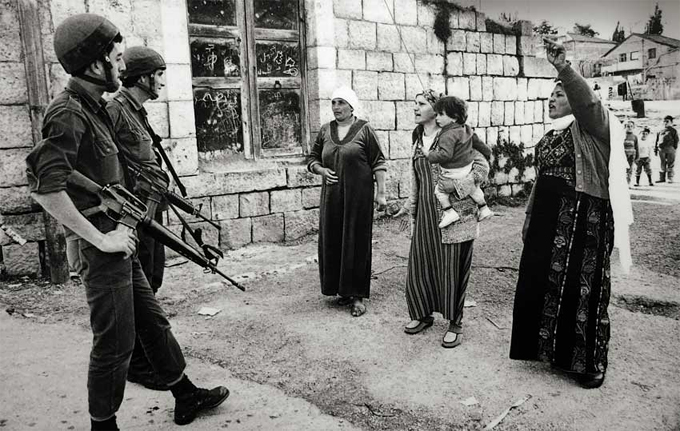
[187,0,308,159]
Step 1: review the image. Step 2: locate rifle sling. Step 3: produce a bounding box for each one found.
[140,114,187,197]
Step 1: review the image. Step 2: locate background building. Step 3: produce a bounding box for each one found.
[599,33,680,100]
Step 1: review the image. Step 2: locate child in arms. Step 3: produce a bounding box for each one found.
[427,96,493,228]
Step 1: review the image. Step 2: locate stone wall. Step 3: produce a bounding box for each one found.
[306,1,556,201]
[0,0,42,275]
[1,0,557,276]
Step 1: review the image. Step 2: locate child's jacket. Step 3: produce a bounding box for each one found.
[427,123,491,169]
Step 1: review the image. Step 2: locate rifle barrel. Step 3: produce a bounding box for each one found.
[142,219,242,292]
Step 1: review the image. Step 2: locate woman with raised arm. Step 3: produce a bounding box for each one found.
[307,86,387,317]
[509,39,633,389]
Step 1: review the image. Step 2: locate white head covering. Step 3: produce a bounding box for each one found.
[606,110,634,274]
[331,86,360,116]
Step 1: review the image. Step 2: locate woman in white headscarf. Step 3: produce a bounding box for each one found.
[307,86,387,317]
[510,39,633,389]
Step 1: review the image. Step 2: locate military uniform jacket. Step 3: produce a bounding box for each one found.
[26,78,125,211]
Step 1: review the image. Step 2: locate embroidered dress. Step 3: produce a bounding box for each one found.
[510,129,614,374]
[307,119,386,298]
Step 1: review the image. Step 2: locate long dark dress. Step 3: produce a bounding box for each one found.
[510,128,614,374]
[307,119,386,298]
[405,131,481,334]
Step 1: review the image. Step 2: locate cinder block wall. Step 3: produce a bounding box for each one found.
[1,0,558,276]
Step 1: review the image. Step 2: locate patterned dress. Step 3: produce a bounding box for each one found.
[307,119,386,298]
[405,128,484,333]
[510,128,615,375]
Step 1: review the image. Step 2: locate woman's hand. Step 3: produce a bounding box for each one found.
[375,192,387,211]
[522,214,531,243]
[318,167,338,185]
[543,37,568,72]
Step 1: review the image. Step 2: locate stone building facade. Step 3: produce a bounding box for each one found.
[0,0,556,276]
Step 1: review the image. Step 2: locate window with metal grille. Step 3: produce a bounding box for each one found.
[187,0,309,160]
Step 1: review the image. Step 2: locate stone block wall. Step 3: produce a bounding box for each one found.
[306,0,556,201]
[0,0,42,275]
[1,0,558,275]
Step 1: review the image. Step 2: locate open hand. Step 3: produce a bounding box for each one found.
[320,168,338,185]
[98,224,137,258]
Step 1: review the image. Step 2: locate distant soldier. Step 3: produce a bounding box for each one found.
[655,115,678,183]
[25,14,229,430]
[106,46,169,391]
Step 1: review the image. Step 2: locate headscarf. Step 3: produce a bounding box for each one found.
[416,88,441,107]
[607,110,634,274]
[331,86,360,116]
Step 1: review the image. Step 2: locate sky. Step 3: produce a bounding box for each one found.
[475,0,680,40]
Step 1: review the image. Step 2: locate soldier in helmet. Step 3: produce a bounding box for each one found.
[106,46,170,391]
[25,14,229,430]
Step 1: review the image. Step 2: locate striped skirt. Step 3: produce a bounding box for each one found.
[405,156,474,333]
[510,175,614,374]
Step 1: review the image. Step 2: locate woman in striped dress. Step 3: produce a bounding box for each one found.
[398,89,490,348]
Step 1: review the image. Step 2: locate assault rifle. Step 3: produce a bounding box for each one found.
[128,162,223,263]
[68,171,245,291]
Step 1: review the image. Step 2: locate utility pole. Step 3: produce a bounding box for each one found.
[17,0,70,283]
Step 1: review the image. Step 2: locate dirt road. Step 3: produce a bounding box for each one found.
[2,101,679,430]
[2,182,679,430]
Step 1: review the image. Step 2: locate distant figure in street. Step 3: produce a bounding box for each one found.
[654,115,678,183]
[635,127,654,186]
[307,86,387,317]
[427,96,493,228]
[510,38,633,389]
[623,120,639,187]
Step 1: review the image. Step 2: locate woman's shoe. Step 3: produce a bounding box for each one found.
[336,296,352,306]
[404,316,434,334]
[441,331,462,348]
[350,299,366,317]
[578,372,605,389]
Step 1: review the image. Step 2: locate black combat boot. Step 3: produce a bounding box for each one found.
[91,416,119,431]
[656,172,666,183]
[170,375,230,425]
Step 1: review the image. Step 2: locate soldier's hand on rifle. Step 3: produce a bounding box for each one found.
[98,224,137,258]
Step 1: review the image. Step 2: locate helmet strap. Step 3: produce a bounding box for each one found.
[78,55,117,92]
[133,73,159,100]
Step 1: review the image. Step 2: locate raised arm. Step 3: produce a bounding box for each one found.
[545,38,609,145]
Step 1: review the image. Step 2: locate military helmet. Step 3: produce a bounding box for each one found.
[54,13,121,74]
[121,46,166,79]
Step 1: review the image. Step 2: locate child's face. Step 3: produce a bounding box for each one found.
[436,111,455,127]
[625,122,635,132]
[641,131,649,139]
